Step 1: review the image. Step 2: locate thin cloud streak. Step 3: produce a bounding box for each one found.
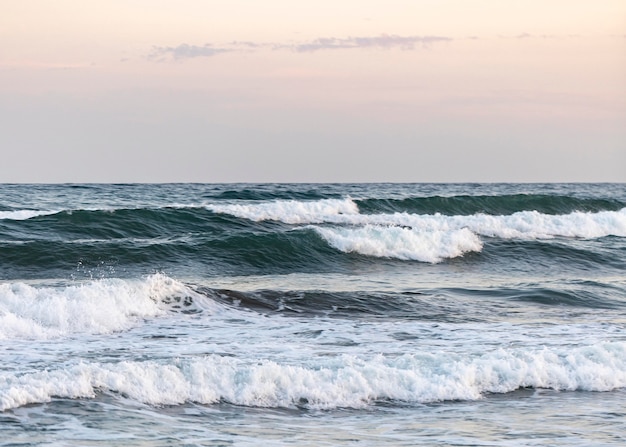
[147,34,453,61]
[149,44,230,61]
[292,34,452,52]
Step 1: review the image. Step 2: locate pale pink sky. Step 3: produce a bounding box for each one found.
[1,1,624,182]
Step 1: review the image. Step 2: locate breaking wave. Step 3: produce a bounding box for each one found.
[205,198,359,224]
[0,274,216,340]
[203,198,626,261]
[206,198,626,240]
[312,225,483,262]
[2,342,625,411]
[2,195,625,275]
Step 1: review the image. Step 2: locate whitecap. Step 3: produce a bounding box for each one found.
[0,210,61,220]
[2,342,624,411]
[0,274,217,340]
[205,198,360,224]
[312,225,483,262]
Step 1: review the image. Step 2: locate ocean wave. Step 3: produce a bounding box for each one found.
[361,208,626,240]
[200,283,626,319]
[0,274,216,340]
[0,205,205,222]
[2,342,625,411]
[2,199,624,273]
[207,198,626,239]
[2,213,622,274]
[0,210,62,220]
[7,199,625,241]
[205,198,359,224]
[356,194,626,216]
[312,225,483,262]
[202,198,626,262]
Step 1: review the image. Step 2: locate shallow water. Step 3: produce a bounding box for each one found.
[4,389,626,446]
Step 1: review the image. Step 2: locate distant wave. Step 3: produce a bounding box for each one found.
[205,197,626,261]
[205,198,626,240]
[205,198,359,224]
[0,204,207,221]
[0,210,61,220]
[2,198,624,276]
[357,194,626,216]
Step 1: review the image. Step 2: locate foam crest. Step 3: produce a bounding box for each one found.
[313,225,483,262]
[207,201,626,240]
[0,210,61,220]
[2,342,625,411]
[0,274,213,340]
[205,198,359,224]
[348,208,626,239]
[457,208,626,239]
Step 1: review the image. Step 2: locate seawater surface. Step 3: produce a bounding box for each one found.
[1,183,625,446]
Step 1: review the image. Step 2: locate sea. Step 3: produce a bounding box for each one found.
[1,183,625,446]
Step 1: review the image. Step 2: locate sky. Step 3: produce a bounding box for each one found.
[1,0,625,183]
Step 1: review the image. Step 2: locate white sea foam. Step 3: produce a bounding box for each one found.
[0,205,198,220]
[208,199,626,240]
[313,225,483,262]
[205,198,360,224]
[371,209,626,240]
[446,208,626,239]
[0,210,61,220]
[0,274,216,340]
[2,342,624,411]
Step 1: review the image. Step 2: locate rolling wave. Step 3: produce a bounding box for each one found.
[2,273,621,344]
[203,281,626,319]
[205,198,359,224]
[0,210,61,220]
[1,195,624,276]
[2,342,625,411]
[205,198,626,239]
[0,274,218,340]
[312,225,483,263]
[203,197,626,262]
[356,194,626,216]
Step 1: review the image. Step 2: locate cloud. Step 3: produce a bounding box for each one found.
[148,34,452,61]
[293,34,452,52]
[146,33,606,62]
[229,41,264,49]
[498,33,559,39]
[149,43,230,61]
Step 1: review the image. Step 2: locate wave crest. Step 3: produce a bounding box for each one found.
[0,274,215,340]
[2,342,625,411]
[0,210,61,220]
[205,198,359,224]
[313,225,483,262]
